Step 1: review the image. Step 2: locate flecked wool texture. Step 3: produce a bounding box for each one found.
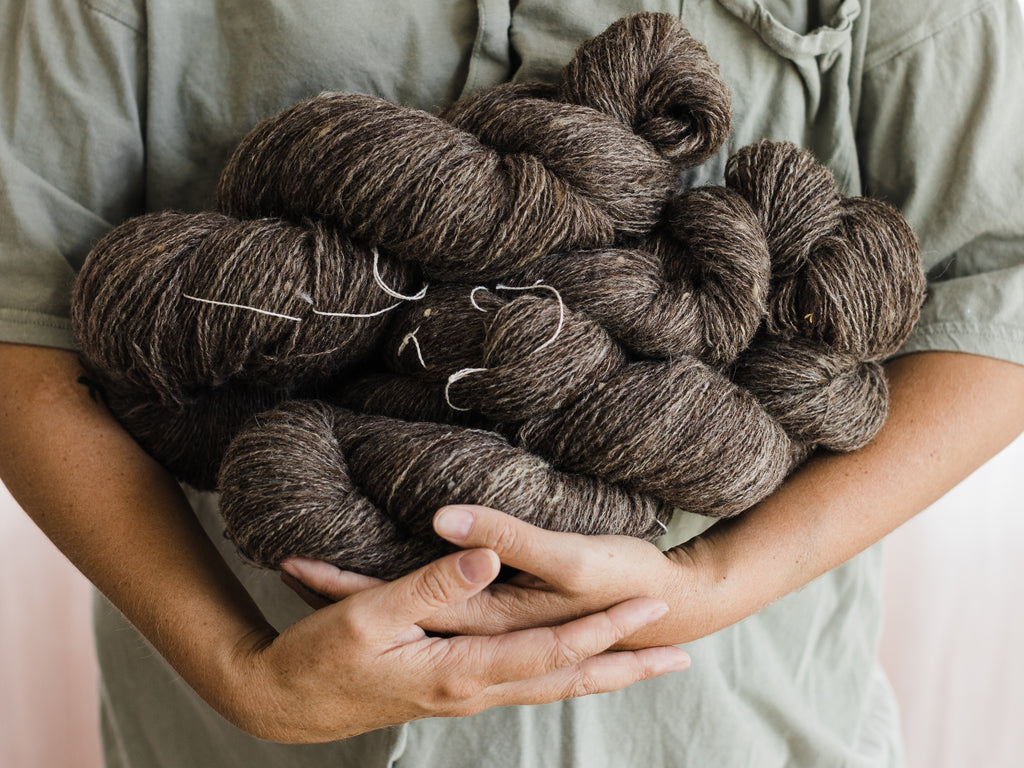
[71,13,926,579]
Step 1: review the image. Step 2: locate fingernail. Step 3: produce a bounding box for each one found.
[457,549,494,584]
[659,652,691,674]
[435,506,475,541]
[644,601,670,623]
[280,559,304,579]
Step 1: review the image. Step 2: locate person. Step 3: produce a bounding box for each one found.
[1,0,1023,765]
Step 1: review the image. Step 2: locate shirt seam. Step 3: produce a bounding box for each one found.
[81,0,143,36]
[909,321,1024,345]
[0,312,73,332]
[863,0,999,73]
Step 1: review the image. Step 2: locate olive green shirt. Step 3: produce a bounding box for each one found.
[3,1,1023,766]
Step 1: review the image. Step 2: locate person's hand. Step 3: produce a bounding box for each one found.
[232,543,689,743]
[281,505,707,650]
[283,353,1024,666]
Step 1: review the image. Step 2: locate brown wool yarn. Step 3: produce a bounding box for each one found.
[73,11,733,494]
[360,284,793,517]
[217,403,453,579]
[518,185,771,364]
[218,400,674,580]
[726,140,925,358]
[724,140,926,453]
[731,337,889,452]
[71,210,417,489]
[335,374,487,429]
[215,13,730,279]
[70,13,927,580]
[404,289,630,422]
[555,13,731,164]
[513,357,796,516]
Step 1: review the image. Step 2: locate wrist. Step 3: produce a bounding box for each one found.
[662,530,733,642]
[200,622,286,740]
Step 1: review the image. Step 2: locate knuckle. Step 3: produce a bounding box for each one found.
[610,651,648,685]
[433,673,485,707]
[336,603,374,643]
[558,545,598,592]
[412,566,458,610]
[547,625,587,670]
[425,642,488,708]
[488,518,522,556]
[444,696,487,719]
[564,668,603,699]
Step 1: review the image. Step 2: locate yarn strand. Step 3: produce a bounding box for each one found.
[372,248,429,301]
[181,293,303,322]
[495,282,566,353]
[445,367,489,411]
[311,302,403,318]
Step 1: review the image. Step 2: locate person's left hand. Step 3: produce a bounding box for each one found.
[281,505,707,649]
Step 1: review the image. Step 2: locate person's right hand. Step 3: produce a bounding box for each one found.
[225,547,690,743]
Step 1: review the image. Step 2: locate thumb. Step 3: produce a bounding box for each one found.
[357,548,500,641]
[280,558,384,608]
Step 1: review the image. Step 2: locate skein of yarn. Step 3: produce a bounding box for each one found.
[726,140,926,452]
[215,13,730,279]
[371,284,794,516]
[219,401,674,580]
[71,211,419,489]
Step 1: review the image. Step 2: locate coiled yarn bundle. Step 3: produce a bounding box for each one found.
[71,13,926,580]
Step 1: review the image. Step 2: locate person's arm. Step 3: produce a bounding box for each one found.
[0,341,690,743]
[285,350,1024,646]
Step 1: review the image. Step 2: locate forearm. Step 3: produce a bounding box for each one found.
[0,342,691,741]
[0,342,273,718]
[662,350,1024,642]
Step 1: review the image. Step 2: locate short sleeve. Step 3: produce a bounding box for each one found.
[856,0,1024,365]
[0,0,146,350]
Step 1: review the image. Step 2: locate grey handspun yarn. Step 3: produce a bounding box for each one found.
[216,13,730,281]
[218,401,674,579]
[70,13,926,580]
[71,211,416,490]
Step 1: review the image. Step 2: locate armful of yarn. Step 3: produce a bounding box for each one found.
[295,350,1024,648]
[0,342,689,742]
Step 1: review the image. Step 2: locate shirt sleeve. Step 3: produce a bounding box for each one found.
[0,0,146,350]
[856,0,1024,365]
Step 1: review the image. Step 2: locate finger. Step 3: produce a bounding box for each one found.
[474,597,670,686]
[280,570,335,610]
[483,644,690,709]
[506,571,550,589]
[434,505,588,584]
[352,548,500,640]
[411,580,570,638]
[281,558,384,601]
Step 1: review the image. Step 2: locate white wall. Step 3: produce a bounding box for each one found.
[881,432,1024,768]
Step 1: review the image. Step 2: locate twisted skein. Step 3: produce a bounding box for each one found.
[726,140,926,451]
[72,211,417,489]
[519,186,771,363]
[357,283,792,516]
[69,13,926,581]
[215,13,730,279]
[219,401,673,580]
